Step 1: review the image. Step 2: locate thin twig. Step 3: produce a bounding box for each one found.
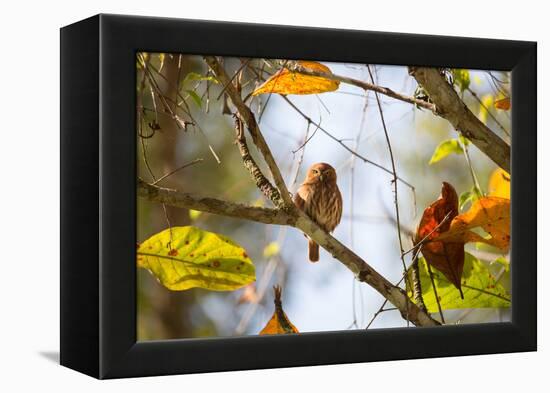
[426,262,445,324]
[281,95,416,192]
[285,61,436,111]
[151,158,204,185]
[368,65,411,326]
[466,87,510,137]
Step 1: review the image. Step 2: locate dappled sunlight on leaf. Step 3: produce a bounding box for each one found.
[137,226,255,291]
[434,197,510,251]
[407,254,510,313]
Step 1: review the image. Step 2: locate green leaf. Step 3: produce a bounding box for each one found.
[408,253,510,312]
[429,139,464,164]
[185,90,202,108]
[137,226,255,291]
[459,187,480,210]
[452,69,471,92]
[458,133,470,147]
[459,190,474,210]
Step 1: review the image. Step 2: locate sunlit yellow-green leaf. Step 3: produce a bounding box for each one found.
[429,139,463,164]
[189,209,202,221]
[407,254,510,313]
[137,226,255,291]
[479,94,494,124]
[452,69,470,92]
[263,242,280,258]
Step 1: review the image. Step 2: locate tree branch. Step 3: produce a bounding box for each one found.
[137,178,295,226]
[138,177,440,327]
[204,57,441,327]
[409,67,510,172]
[232,115,284,205]
[204,56,294,209]
[287,62,436,111]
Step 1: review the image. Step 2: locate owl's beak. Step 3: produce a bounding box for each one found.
[319,174,325,182]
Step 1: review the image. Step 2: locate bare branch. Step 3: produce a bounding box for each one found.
[138,179,294,226]
[409,67,510,172]
[287,62,436,111]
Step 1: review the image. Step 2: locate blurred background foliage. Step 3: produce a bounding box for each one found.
[137,53,511,340]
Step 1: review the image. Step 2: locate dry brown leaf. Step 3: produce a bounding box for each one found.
[252,61,339,96]
[494,97,511,111]
[259,286,299,335]
[416,182,465,295]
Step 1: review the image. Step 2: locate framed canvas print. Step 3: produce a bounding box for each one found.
[60,14,536,379]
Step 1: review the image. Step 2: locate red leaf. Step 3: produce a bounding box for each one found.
[416,182,465,297]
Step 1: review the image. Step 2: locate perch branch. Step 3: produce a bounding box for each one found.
[138,178,440,327]
[138,179,294,226]
[409,67,510,172]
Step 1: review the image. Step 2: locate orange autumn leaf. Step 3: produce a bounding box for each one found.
[416,182,465,296]
[434,197,510,251]
[494,97,511,111]
[259,286,299,335]
[488,168,510,199]
[252,61,339,96]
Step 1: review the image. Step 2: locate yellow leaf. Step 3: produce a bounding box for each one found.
[137,226,255,291]
[252,61,339,96]
[263,241,280,258]
[434,197,510,250]
[494,97,511,111]
[260,286,299,335]
[488,168,510,199]
[479,94,493,124]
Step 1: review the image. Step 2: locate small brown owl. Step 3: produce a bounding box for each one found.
[294,163,343,262]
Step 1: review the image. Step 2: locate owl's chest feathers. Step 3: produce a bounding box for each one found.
[299,183,342,231]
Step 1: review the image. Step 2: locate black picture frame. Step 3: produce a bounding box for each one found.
[60,14,537,379]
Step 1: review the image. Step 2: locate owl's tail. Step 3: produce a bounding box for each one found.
[308,240,319,262]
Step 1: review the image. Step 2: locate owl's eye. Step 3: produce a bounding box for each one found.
[312,169,319,174]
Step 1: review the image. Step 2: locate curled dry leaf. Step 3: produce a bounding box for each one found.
[252,61,339,96]
[416,182,465,296]
[259,286,299,335]
[434,197,510,251]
